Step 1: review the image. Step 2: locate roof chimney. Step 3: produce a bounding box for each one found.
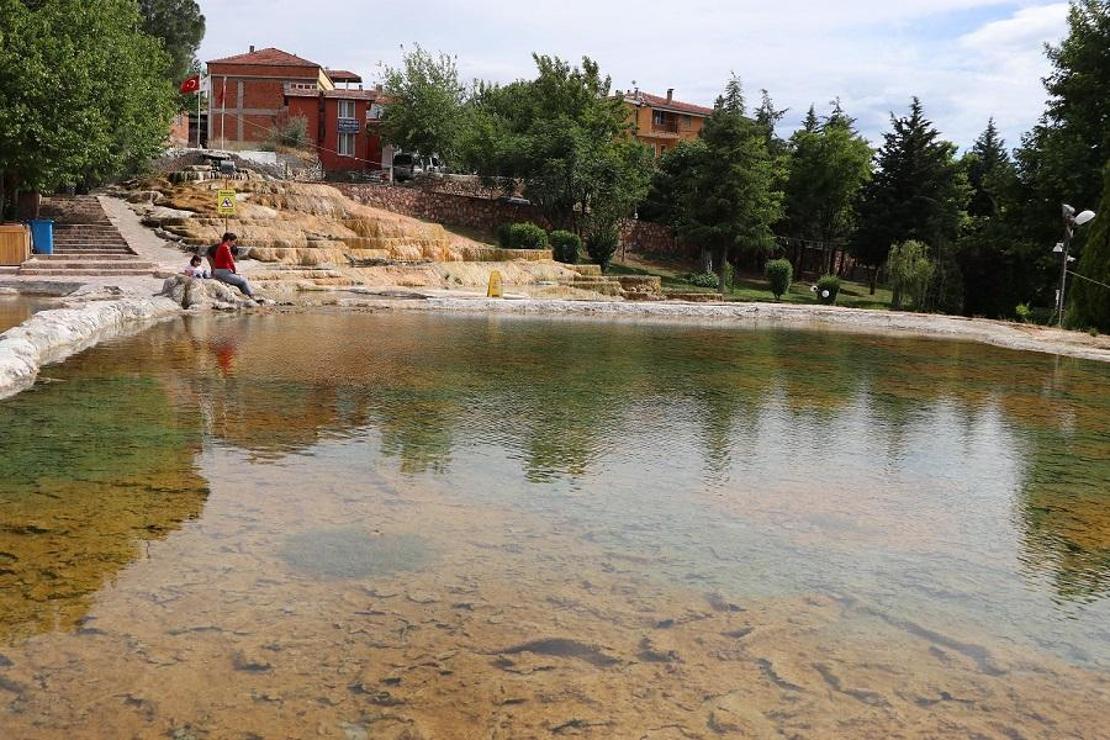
[249,45,255,53]
[667,88,674,102]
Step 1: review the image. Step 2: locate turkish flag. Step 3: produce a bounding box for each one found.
[179,75,201,95]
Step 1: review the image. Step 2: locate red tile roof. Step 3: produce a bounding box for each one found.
[623,91,713,117]
[208,47,320,68]
[325,69,363,83]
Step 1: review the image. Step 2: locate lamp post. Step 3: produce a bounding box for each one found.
[1056,204,1097,326]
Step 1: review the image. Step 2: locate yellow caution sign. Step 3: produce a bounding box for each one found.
[487,270,503,298]
[216,189,236,216]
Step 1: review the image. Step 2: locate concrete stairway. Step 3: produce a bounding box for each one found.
[19,196,156,277]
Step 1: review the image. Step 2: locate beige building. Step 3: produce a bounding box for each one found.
[619,88,713,157]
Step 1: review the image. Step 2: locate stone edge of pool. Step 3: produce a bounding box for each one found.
[356,294,1110,365]
[0,295,184,400]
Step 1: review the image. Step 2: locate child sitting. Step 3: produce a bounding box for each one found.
[183,254,209,279]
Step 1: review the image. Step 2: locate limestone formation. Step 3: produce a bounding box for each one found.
[159,275,258,311]
[131,179,498,267]
[0,297,183,400]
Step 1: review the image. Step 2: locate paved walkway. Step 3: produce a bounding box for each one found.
[0,196,267,299]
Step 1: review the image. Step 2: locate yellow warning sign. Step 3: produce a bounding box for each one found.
[487,270,503,298]
[216,189,236,216]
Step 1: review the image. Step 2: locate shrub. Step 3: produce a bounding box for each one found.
[815,274,840,304]
[686,271,719,288]
[887,240,935,310]
[688,264,732,291]
[507,222,549,249]
[496,223,513,248]
[549,230,581,264]
[765,259,793,299]
[1015,303,1032,323]
[265,116,310,150]
[586,227,620,270]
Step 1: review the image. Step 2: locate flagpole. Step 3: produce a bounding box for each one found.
[220,76,227,149]
[196,82,202,149]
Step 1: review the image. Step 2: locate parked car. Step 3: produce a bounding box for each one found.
[392,153,446,181]
[392,153,423,181]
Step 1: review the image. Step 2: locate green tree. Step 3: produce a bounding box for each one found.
[380,44,467,163]
[1069,162,1110,331]
[754,89,789,160]
[137,0,205,85]
[461,55,653,237]
[783,101,873,274]
[1010,1,1109,307]
[0,0,176,215]
[639,139,706,223]
[956,120,1032,318]
[852,98,968,299]
[887,240,935,310]
[675,75,783,291]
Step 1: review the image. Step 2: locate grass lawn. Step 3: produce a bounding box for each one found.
[611,254,894,310]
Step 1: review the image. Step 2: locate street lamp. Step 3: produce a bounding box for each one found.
[1056,204,1098,326]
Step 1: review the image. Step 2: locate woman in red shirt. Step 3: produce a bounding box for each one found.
[210,232,256,299]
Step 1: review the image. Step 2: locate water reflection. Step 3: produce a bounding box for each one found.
[168,313,1109,610]
[0,310,1107,736]
[0,373,207,641]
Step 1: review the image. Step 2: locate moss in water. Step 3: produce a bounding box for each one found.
[278,528,432,579]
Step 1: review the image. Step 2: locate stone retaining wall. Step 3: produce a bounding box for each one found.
[335,183,694,258]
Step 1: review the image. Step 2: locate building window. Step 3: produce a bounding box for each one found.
[682,114,692,127]
[338,100,356,119]
[653,110,666,126]
[338,132,356,157]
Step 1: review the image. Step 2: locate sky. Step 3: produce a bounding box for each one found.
[195,0,1072,150]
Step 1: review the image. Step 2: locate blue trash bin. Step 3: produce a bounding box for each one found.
[29,219,54,255]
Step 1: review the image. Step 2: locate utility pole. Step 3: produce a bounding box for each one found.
[1056,203,1097,326]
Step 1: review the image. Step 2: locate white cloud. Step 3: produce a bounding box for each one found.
[196,0,1071,148]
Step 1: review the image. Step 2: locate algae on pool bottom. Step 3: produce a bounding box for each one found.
[0,310,1107,737]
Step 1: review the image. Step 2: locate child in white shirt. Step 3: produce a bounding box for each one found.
[183,254,209,279]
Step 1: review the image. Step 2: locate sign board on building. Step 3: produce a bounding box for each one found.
[217,189,236,216]
[337,118,361,134]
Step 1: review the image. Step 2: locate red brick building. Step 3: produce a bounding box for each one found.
[205,46,384,173]
[285,87,382,173]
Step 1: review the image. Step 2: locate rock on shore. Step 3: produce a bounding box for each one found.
[159,275,258,310]
[0,296,183,400]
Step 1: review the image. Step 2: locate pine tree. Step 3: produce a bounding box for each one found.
[678,75,783,291]
[801,105,819,133]
[956,120,1030,317]
[783,100,872,274]
[1070,162,1110,331]
[852,98,968,296]
[754,89,788,156]
[966,119,1012,219]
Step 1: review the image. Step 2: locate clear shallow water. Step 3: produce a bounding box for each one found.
[0,311,1107,737]
[0,295,56,333]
